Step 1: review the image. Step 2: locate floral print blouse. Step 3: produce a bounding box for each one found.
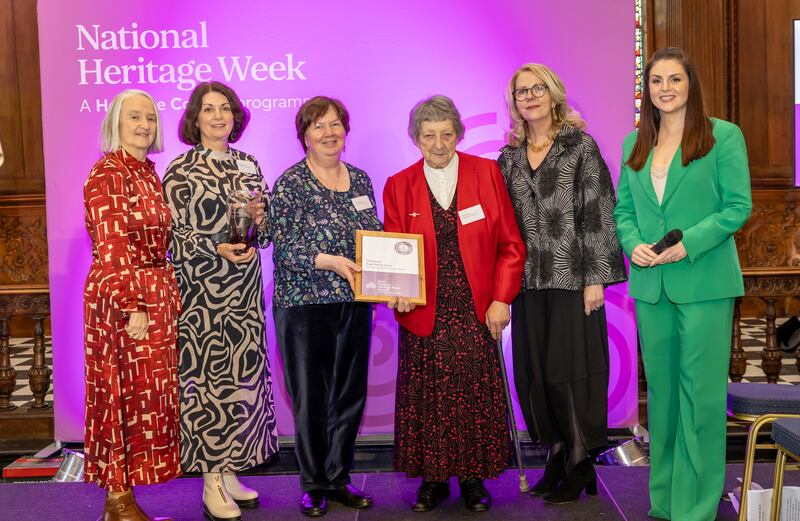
[271,159,383,307]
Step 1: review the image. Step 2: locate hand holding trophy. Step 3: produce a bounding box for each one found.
[224,189,265,260]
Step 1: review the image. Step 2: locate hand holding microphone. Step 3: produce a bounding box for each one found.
[651,229,683,254]
[631,229,685,267]
[649,229,686,267]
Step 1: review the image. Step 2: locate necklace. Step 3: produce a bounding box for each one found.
[332,165,343,192]
[308,157,344,192]
[528,139,552,153]
[651,164,669,180]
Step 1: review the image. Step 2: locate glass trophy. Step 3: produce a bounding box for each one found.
[226,189,264,254]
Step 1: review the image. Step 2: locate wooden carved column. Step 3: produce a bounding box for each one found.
[0,315,17,410]
[729,298,747,381]
[760,298,782,383]
[0,287,50,410]
[28,313,50,408]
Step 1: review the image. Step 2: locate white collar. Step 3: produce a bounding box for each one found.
[423,153,458,178]
[423,153,458,209]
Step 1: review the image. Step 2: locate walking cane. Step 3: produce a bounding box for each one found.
[495,338,529,492]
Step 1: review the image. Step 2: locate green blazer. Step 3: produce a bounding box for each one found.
[614,118,752,304]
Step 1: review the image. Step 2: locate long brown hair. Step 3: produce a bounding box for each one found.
[627,47,715,171]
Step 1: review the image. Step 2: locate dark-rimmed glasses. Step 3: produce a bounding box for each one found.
[512,84,549,101]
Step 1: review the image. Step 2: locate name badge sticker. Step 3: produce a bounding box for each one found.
[236,160,257,174]
[458,204,486,225]
[351,195,374,211]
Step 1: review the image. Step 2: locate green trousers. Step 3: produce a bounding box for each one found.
[636,289,734,521]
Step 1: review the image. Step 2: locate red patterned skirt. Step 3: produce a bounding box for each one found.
[84,264,181,491]
[393,192,510,481]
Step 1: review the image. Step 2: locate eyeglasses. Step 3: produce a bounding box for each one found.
[512,84,549,101]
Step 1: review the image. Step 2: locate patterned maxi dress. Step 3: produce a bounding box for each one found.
[394,189,510,481]
[83,149,182,491]
[163,144,278,472]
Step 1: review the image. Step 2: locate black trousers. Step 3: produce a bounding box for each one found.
[510,289,610,451]
[274,302,371,492]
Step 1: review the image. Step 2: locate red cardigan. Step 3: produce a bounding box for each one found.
[383,152,525,337]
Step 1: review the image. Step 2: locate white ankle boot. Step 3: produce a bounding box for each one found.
[222,472,260,508]
[202,472,241,521]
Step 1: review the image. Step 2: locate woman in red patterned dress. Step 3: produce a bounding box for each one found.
[83,89,181,521]
[383,96,525,513]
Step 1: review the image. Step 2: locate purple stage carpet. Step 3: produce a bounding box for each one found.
[0,464,795,520]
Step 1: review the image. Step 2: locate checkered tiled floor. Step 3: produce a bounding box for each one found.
[7,336,53,408]
[735,318,800,384]
[3,320,798,408]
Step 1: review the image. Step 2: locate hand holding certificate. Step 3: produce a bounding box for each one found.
[354,230,426,305]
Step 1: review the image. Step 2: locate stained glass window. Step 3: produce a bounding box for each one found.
[635,0,644,125]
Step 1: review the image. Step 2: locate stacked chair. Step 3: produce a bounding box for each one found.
[769,417,800,520]
[728,382,800,520]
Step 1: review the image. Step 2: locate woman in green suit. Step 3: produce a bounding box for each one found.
[614,47,751,521]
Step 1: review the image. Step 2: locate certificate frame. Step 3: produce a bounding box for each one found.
[354,230,426,305]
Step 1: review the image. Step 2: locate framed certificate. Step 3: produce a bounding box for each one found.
[354,230,426,305]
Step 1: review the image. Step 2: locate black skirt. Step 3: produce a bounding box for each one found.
[510,288,609,450]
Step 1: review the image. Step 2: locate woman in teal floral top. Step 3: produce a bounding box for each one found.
[271,96,382,517]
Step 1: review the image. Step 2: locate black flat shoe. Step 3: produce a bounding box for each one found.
[543,458,597,504]
[459,478,491,512]
[328,484,373,509]
[412,481,450,512]
[300,491,327,517]
[531,449,567,496]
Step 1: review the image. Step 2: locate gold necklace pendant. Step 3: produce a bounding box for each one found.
[528,139,552,153]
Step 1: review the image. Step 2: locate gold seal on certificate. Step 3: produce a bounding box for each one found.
[354,230,426,305]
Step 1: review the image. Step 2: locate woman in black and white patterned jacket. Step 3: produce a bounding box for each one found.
[497,63,626,505]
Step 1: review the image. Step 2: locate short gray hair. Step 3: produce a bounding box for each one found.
[101,89,164,154]
[407,95,465,143]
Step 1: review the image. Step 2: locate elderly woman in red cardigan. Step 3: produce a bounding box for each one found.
[383,95,525,514]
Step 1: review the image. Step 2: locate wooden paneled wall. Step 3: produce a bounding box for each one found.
[0,0,44,195]
[648,0,730,121]
[647,0,800,316]
[737,0,794,189]
[0,0,49,336]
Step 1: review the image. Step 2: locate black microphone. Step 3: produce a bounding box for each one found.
[651,229,683,255]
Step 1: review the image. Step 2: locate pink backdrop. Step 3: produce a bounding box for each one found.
[37,0,637,442]
[795,20,800,186]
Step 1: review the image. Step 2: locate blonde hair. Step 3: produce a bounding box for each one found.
[101,89,164,154]
[504,63,585,147]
